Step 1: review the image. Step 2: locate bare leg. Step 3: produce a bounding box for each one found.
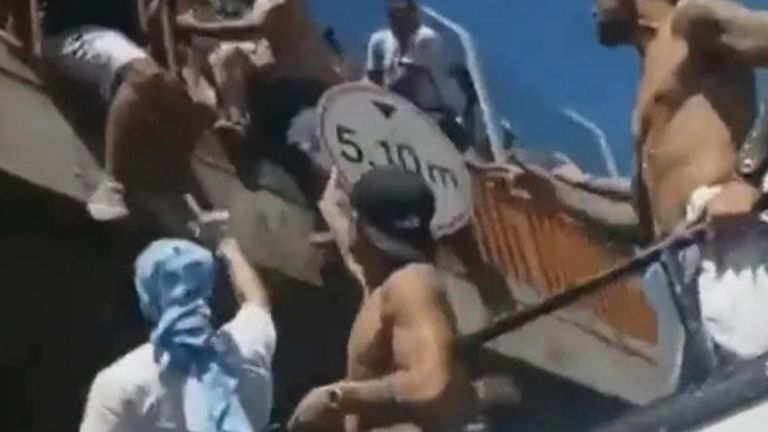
[87,69,147,221]
[209,39,275,136]
[442,226,516,315]
[182,44,218,108]
[208,43,252,136]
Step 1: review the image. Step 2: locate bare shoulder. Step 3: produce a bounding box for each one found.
[672,0,745,35]
[381,263,443,307]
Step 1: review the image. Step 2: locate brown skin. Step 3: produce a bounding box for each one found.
[527,0,764,245]
[288,221,476,432]
[388,0,421,46]
[105,58,215,204]
[218,237,271,308]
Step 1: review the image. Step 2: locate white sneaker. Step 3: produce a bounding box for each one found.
[87,179,129,221]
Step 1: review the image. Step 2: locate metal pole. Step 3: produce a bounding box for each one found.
[463,223,708,344]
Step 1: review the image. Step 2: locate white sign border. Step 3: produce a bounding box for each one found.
[317,82,473,237]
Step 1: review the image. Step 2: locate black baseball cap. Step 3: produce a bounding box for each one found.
[350,166,436,263]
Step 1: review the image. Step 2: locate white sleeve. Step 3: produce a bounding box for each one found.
[222,304,277,370]
[79,369,132,432]
[405,30,443,72]
[366,31,386,73]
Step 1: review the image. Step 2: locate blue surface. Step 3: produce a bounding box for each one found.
[308,0,768,176]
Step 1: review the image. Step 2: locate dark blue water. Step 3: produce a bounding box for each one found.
[309,0,768,177]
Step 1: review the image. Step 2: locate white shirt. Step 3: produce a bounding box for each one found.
[366,26,465,114]
[79,305,276,432]
[686,186,768,359]
[61,28,149,98]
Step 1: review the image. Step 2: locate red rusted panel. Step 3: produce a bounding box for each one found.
[470,168,658,345]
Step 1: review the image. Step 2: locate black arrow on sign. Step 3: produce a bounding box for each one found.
[372,100,397,119]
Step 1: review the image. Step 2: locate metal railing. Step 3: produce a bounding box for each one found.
[421,6,505,163]
[470,165,658,352]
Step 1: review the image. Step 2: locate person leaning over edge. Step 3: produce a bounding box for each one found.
[42,26,215,223]
[79,237,276,432]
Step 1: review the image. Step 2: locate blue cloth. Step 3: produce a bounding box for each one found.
[135,239,255,432]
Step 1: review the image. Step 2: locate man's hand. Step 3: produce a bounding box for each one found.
[185,194,230,248]
[287,385,342,432]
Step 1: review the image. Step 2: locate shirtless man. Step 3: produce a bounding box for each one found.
[519,0,768,368]
[288,167,476,432]
[43,26,214,222]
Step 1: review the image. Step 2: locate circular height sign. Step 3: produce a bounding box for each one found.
[318,83,472,236]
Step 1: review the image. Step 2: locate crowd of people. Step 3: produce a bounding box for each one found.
[7,0,768,430]
[36,0,495,430]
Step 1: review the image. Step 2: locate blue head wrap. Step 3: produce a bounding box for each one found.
[135,239,255,432]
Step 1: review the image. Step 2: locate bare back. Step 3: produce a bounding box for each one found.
[634,14,756,237]
[345,264,474,432]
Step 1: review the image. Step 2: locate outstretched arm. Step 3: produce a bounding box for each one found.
[674,0,768,65]
[218,238,270,309]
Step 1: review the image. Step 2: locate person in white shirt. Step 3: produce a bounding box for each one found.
[79,237,276,432]
[365,0,465,117]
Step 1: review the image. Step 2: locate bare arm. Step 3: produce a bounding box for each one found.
[674,0,768,65]
[218,238,270,309]
[335,266,457,414]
